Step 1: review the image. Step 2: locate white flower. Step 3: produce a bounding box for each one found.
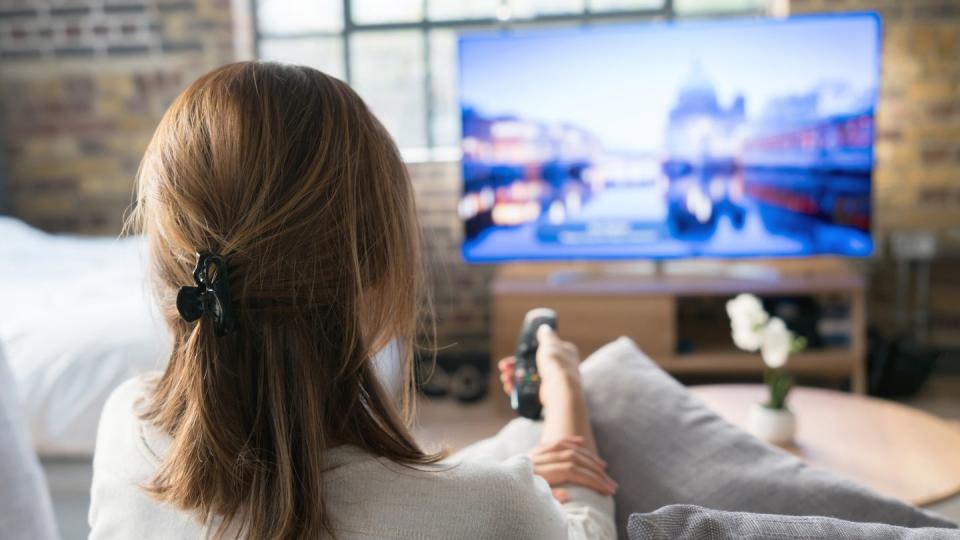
[761,317,792,369]
[726,294,769,326]
[732,321,764,351]
[726,294,769,352]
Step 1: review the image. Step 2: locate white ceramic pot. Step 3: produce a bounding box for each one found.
[748,403,796,445]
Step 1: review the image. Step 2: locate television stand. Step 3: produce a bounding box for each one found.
[546,260,781,286]
[490,258,866,401]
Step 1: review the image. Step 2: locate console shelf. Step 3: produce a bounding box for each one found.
[490,258,866,395]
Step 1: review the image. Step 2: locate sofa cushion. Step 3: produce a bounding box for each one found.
[579,337,956,539]
[627,505,960,540]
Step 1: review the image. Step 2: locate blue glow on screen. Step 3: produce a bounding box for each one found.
[458,14,880,263]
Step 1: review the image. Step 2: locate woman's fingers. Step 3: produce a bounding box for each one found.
[532,449,609,485]
[551,488,570,504]
[529,436,617,497]
[498,357,516,395]
[536,461,618,496]
[535,437,605,468]
[538,435,585,450]
[499,369,514,394]
[536,324,558,345]
[530,446,607,474]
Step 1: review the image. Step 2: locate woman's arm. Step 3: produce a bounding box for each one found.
[534,326,598,452]
[498,326,617,498]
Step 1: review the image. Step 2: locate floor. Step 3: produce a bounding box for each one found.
[45,375,960,539]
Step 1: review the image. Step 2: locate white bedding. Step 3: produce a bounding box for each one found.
[0,217,171,456]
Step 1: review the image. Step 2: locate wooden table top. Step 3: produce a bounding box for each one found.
[690,384,960,507]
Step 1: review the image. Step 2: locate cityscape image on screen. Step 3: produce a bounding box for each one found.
[458,14,879,262]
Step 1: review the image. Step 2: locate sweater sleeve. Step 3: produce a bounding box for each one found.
[493,455,617,540]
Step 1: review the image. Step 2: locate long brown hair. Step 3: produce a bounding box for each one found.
[127,61,440,538]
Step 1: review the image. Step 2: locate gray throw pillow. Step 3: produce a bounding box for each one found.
[627,505,960,540]
[578,338,956,539]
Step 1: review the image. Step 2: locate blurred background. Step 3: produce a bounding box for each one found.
[1,1,959,537]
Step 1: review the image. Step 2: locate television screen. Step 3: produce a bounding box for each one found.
[458,14,879,262]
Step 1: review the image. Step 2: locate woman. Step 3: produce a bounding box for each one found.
[89,62,616,539]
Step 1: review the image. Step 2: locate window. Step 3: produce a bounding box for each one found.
[259,37,345,80]
[350,31,426,148]
[254,0,768,157]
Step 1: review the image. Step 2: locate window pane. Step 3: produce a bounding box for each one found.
[428,0,499,21]
[588,0,663,11]
[675,0,767,13]
[429,30,460,149]
[507,0,585,18]
[351,0,423,24]
[350,31,427,149]
[257,0,343,34]
[259,37,346,80]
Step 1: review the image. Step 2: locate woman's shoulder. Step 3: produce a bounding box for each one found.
[90,373,206,538]
[424,454,568,535]
[94,372,168,476]
[322,451,567,539]
[102,373,153,414]
[442,453,541,489]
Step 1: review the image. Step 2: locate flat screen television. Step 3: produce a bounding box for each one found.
[458,14,880,263]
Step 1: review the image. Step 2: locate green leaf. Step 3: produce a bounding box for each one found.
[765,368,793,410]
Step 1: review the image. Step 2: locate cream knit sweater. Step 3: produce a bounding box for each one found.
[89,376,616,539]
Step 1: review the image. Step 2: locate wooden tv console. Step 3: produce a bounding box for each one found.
[490,258,867,395]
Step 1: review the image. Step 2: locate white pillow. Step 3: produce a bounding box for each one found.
[0,217,171,455]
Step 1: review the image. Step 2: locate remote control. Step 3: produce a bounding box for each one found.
[511,308,557,420]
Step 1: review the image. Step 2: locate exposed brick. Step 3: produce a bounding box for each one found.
[0,8,37,18]
[50,6,91,16]
[0,0,235,245]
[105,44,149,55]
[0,48,42,59]
[156,1,195,12]
[161,40,202,53]
[920,142,960,163]
[914,2,960,19]
[53,46,95,57]
[104,4,146,14]
[926,100,960,120]
[875,129,903,142]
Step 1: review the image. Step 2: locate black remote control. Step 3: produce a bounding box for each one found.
[511,308,557,420]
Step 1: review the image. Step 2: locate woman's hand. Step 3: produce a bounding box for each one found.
[499,328,618,502]
[498,325,582,407]
[527,436,618,503]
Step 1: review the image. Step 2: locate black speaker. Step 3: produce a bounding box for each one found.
[762,296,825,349]
[867,327,936,397]
[416,353,490,403]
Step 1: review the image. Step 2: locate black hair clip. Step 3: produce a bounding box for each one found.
[176,253,237,337]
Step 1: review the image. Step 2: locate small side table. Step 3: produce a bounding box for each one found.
[690,384,960,506]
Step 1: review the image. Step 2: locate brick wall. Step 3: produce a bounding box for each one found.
[411,161,495,355]
[0,0,235,231]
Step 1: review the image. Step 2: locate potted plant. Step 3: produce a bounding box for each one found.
[726,294,807,444]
